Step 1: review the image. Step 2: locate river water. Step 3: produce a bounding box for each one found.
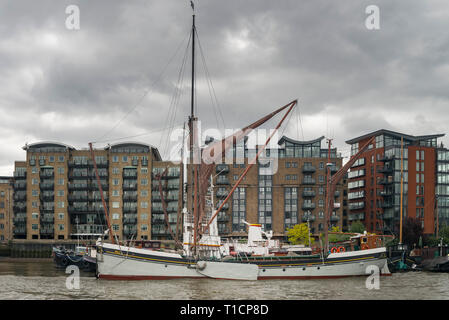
[0,260,448,300]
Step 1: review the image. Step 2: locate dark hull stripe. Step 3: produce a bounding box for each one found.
[102,248,385,268]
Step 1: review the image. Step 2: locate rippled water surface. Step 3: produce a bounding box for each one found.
[0,261,448,300]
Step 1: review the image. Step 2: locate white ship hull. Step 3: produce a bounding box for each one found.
[96,242,390,280]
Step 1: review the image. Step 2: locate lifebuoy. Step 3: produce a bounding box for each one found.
[331,247,338,253]
[338,246,345,253]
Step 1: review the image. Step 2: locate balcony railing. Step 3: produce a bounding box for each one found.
[302,165,316,173]
[302,202,316,210]
[216,164,229,174]
[302,190,316,197]
[302,178,316,185]
[302,214,316,222]
[216,176,230,185]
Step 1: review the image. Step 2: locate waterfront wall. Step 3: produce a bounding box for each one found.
[2,240,96,258]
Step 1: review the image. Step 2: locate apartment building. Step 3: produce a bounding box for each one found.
[12,141,166,241]
[208,135,347,239]
[0,177,13,241]
[346,129,445,236]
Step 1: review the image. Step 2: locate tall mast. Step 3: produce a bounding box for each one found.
[188,3,199,256]
[324,138,332,254]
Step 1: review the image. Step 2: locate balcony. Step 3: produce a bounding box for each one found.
[302,202,316,210]
[13,204,27,212]
[68,160,90,168]
[40,171,54,179]
[123,226,137,236]
[13,193,27,201]
[330,215,340,222]
[302,214,316,222]
[167,182,180,190]
[379,155,394,162]
[216,202,229,211]
[13,216,27,224]
[40,206,55,214]
[302,165,316,173]
[14,182,27,190]
[123,183,138,191]
[123,194,138,201]
[377,166,393,174]
[14,171,27,179]
[40,193,54,202]
[349,213,365,221]
[216,164,229,174]
[68,183,89,191]
[378,178,393,185]
[40,183,54,190]
[40,215,54,223]
[68,194,88,202]
[302,190,316,197]
[13,227,26,235]
[348,202,365,210]
[123,206,138,214]
[379,190,393,197]
[381,202,393,209]
[216,189,229,197]
[216,176,230,185]
[123,171,138,179]
[68,206,89,213]
[217,214,229,222]
[302,178,316,185]
[40,227,54,235]
[90,182,109,190]
[96,160,109,167]
[123,214,137,224]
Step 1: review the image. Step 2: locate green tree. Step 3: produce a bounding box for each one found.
[286,223,315,246]
[349,221,366,234]
[438,225,449,245]
[328,226,350,243]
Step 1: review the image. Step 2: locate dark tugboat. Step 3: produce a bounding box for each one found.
[53,245,96,272]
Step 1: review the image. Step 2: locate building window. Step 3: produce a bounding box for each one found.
[232,187,246,232]
[32,224,38,230]
[112,213,120,220]
[112,190,120,197]
[58,167,65,174]
[284,187,298,230]
[112,167,119,174]
[141,179,148,186]
[58,224,64,231]
[58,213,64,220]
[122,156,128,163]
[141,213,148,220]
[112,202,120,208]
[57,178,64,185]
[141,202,148,208]
[112,179,119,186]
[141,224,148,231]
[112,156,119,163]
[32,212,39,219]
[58,156,65,162]
[141,190,148,197]
[113,224,119,231]
[58,201,64,208]
[49,156,55,162]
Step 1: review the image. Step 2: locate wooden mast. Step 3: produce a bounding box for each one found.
[88,142,116,245]
[188,3,199,256]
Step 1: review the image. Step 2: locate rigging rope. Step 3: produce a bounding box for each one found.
[92,30,191,144]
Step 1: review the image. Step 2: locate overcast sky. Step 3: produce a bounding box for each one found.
[1,0,448,175]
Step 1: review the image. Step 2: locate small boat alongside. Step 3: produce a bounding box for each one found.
[52,245,96,272]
